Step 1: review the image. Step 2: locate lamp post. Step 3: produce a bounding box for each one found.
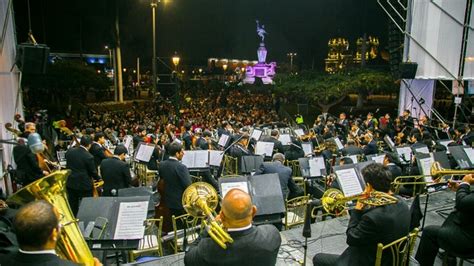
[151,0,159,94]
[172,52,180,125]
[287,52,297,73]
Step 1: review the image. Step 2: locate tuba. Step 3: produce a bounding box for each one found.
[182,182,233,249]
[7,170,95,265]
[320,188,399,216]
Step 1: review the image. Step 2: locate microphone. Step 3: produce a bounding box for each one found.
[302,202,312,238]
[27,133,44,154]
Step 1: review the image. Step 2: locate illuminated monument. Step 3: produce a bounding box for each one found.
[244,20,276,85]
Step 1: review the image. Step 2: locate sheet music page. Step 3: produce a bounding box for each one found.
[250,129,263,141]
[218,134,229,147]
[335,168,363,197]
[255,141,274,156]
[135,144,155,162]
[309,157,326,177]
[302,143,313,156]
[334,137,344,150]
[419,157,434,183]
[278,134,292,145]
[439,140,453,151]
[415,147,430,154]
[181,151,195,168]
[113,201,148,240]
[193,150,209,168]
[209,150,224,166]
[123,135,133,150]
[294,129,304,137]
[372,155,385,164]
[221,182,249,198]
[348,155,359,164]
[463,147,474,165]
[384,135,395,150]
[396,147,412,162]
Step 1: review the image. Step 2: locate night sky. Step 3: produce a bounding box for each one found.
[13,0,388,70]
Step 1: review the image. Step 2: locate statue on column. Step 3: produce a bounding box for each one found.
[256,20,268,43]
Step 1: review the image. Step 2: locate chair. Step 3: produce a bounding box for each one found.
[283,195,310,230]
[223,155,238,175]
[444,251,474,266]
[190,175,202,183]
[374,228,419,266]
[293,176,306,196]
[169,214,203,254]
[129,217,164,262]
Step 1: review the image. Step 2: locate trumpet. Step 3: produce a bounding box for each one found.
[182,182,233,249]
[320,188,399,216]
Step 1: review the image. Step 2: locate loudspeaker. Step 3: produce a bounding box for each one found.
[399,62,418,79]
[16,43,50,74]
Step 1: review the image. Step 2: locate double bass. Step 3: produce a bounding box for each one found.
[155,178,172,233]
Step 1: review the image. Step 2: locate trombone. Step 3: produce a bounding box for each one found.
[391,162,474,194]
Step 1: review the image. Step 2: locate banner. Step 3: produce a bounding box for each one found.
[398,79,435,119]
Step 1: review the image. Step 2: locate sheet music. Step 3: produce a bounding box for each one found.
[396,147,412,162]
[193,150,209,168]
[294,129,304,137]
[419,157,434,183]
[336,168,363,197]
[250,129,263,141]
[123,135,133,150]
[135,144,155,162]
[463,147,474,165]
[113,201,148,240]
[181,152,195,168]
[348,155,359,164]
[278,134,292,145]
[255,141,274,156]
[415,147,430,154]
[218,134,230,147]
[209,150,224,167]
[309,157,326,177]
[334,137,344,150]
[371,154,385,164]
[221,182,249,198]
[439,140,453,151]
[302,143,313,156]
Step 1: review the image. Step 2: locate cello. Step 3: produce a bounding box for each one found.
[155,178,172,233]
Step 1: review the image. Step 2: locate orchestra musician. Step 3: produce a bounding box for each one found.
[184,188,281,266]
[182,122,193,150]
[313,163,411,266]
[89,132,109,169]
[415,174,474,266]
[99,145,132,196]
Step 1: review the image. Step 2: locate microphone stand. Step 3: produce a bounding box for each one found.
[302,202,312,266]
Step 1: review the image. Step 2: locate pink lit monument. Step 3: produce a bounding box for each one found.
[244,20,277,85]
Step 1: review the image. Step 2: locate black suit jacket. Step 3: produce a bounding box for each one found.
[0,251,79,266]
[336,196,410,266]
[437,183,474,253]
[89,142,106,169]
[386,163,402,181]
[184,224,281,266]
[100,157,132,196]
[13,144,43,185]
[65,146,100,191]
[342,145,363,156]
[158,158,192,210]
[255,161,300,199]
[363,141,378,155]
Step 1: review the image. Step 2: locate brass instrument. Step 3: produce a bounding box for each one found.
[182,182,233,249]
[391,162,474,192]
[320,188,399,216]
[7,170,95,265]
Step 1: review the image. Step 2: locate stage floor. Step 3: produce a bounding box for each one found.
[121,189,473,266]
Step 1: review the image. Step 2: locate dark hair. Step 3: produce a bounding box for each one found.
[85,127,95,135]
[203,130,212,137]
[361,163,392,192]
[80,135,93,146]
[14,200,58,248]
[168,142,183,156]
[412,132,422,142]
[137,125,146,133]
[340,157,354,165]
[271,129,279,137]
[94,132,105,142]
[184,122,192,131]
[384,152,400,165]
[114,144,128,155]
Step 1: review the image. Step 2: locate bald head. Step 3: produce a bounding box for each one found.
[221,189,255,224]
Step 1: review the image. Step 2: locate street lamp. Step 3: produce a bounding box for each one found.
[151,0,160,94]
[172,52,180,125]
[287,52,297,73]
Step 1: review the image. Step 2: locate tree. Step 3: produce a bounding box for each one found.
[348,68,397,108]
